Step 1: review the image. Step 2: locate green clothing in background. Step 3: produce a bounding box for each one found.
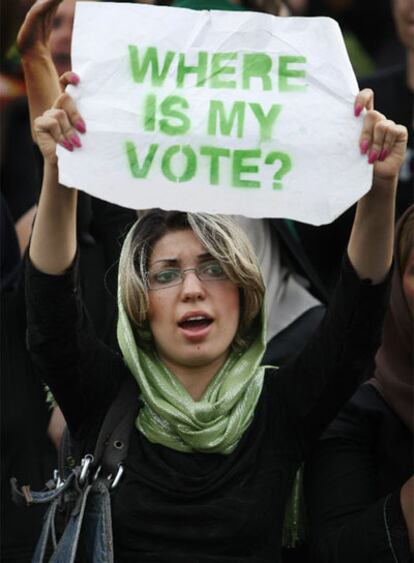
[171,0,244,11]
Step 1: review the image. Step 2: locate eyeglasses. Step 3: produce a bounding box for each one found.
[146,260,229,290]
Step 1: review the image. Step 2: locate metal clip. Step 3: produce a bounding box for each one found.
[53,469,62,488]
[110,465,124,490]
[79,454,94,485]
[93,465,102,481]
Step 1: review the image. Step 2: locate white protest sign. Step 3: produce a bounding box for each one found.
[57,2,372,225]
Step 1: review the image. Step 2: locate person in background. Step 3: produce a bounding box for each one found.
[0,4,68,560]
[360,0,413,217]
[300,0,404,71]
[0,193,59,563]
[17,0,137,348]
[1,0,39,254]
[305,206,414,562]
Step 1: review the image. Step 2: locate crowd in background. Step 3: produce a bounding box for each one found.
[1,0,413,562]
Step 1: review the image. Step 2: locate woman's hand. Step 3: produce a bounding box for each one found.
[17,0,63,56]
[354,89,408,186]
[347,90,408,282]
[34,92,85,166]
[30,91,82,274]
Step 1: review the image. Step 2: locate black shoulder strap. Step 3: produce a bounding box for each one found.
[58,376,140,482]
[93,376,140,478]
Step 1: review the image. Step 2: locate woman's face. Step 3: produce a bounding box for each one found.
[147,229,240,375]
[50,0,76,76]
[403,247,414,316]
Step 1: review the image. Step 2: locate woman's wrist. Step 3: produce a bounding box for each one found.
[43,160,59,181]
[370,174,398,196]
[21,47,54,66]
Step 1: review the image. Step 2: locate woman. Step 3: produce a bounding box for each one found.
[305,206,414,562]
[23,83,408,562]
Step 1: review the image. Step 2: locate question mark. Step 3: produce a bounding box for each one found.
[265,151,292,190]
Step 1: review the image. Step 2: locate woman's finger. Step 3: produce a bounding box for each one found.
[43,107,77,150]
[34,113,63,143]
[369,119,396,163]
[34,112,66,163]
[44,106,81,151]
[354,88,374,117]
[359,110,384,156]
[53,92,86,135]
[59,71,80,90]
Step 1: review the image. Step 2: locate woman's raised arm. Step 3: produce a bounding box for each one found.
[347,89,408,283]
[29,93,84,274]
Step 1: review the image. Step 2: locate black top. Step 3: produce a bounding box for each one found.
[1,266,57,563]
[305,384,413,562]
[0,97,41,222]
[26,253,391,562]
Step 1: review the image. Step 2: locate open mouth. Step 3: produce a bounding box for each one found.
[178,315,213,331]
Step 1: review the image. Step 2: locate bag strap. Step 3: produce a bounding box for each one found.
[92,375,140,481]
[10,470,78,508]
[58,424,78,481]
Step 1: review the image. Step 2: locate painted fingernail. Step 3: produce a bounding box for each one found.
[368,150,378,164]
[75,119,86,133]
[379,148,388,161]
[70,134,82,148]
[61,139,73,151]
[354,103,363,117]
[70,72,80,84]
[360,139,369,154]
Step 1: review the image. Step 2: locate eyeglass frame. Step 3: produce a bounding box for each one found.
[145,261,229,291]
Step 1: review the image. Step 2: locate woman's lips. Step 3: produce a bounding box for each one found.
[178,316,213,341]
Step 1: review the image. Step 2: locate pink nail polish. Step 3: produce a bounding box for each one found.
[62,139,73,152]
[379,148,388,161]
[70,134,82,148]
[75,119,86,134]
[354,103,363,117]
[360,139,369,154]
[368,150,378,164]
[70,72,80,84]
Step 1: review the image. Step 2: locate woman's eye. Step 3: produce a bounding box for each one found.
[154,269,180,284]
[203,262,225,278]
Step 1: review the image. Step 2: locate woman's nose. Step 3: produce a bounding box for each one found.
[180,270,205,300]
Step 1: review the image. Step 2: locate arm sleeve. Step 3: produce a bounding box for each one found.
[305,411,412,562]
[25,253,126,440]
[269,253,391,457]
